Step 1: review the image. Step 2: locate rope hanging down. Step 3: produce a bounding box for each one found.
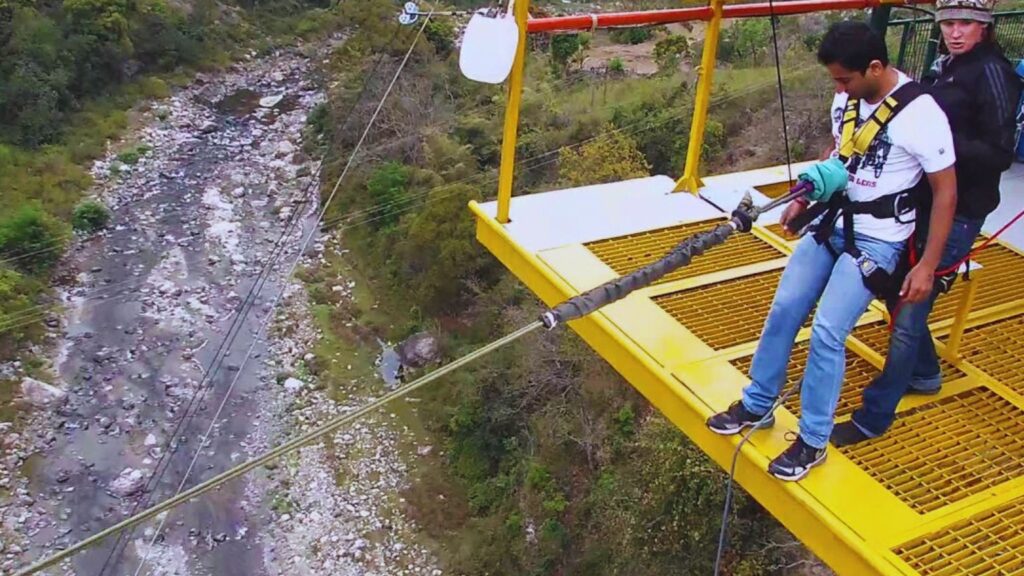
[12,320,542,576]
[713,0,795,573]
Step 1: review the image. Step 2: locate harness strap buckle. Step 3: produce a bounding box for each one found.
[855,254,878,277]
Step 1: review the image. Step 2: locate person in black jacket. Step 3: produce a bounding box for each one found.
[833,0,1022,446]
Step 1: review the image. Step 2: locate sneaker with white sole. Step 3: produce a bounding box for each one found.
[706,400,775,435]
[768,434,827,481]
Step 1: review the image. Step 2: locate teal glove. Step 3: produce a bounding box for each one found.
[798,158,849,202]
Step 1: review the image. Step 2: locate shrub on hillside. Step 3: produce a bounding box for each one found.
[610,27,653,45]
[0,204,68,274]
[0,265,42,353]
[72,200,111,233]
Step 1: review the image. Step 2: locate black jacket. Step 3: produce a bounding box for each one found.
[916,42,1022,219]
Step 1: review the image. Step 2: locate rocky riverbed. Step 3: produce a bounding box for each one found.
[0,42,440,576]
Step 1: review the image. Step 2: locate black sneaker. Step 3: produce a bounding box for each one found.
[706,400,775,435]
[768,434,827,481]
[830,421,872,447]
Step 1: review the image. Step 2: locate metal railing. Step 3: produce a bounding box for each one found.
[888,10,1024,79]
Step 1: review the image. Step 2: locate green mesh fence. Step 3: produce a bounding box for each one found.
[888,10,1024,80]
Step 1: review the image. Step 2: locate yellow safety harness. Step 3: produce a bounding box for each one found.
[792,81,926,298]
[838,90,906,165]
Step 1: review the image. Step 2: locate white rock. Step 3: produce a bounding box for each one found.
[260,95,284,108]
[283,378,304,394]
[109,468,146,497]
[18,377,67,410]
[275,141,295,157]
[144,434,158,447]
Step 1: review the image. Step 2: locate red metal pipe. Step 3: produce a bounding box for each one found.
[525,0,933,33]
[725,0,930,18]
[526,7,712,32]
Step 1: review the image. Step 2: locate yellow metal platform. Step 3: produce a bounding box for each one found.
[469,165,1024,576]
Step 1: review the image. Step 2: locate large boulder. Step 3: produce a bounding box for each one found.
[18,378,67,410]
[259,94,284,108]
[283,377,304,394]
[396,332,440,369]
[109,468,146,498]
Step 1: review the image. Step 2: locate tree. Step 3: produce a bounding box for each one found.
[610,27,653,45]
[720,19,770,65]
[425,18,455,57]
[63,0,133,46]
[0,7,71,146]
[550,33,581,76]
[0,204,69,274]
[394,183,497,314]
[129,0,201,71]
[558,126,651,187]
[365,162,411,231]
[0,0,13,46]
[72,200,111,233]
[0,265,40,352]
[653,34,689,74]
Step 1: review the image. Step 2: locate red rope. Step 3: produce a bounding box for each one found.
[887,208,1024,332]
[934,208,1024,276]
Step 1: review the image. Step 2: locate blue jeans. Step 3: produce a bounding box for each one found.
[741,227,904,449]
[852,215,985,437]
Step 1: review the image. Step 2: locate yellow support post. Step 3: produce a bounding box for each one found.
[674,0,725,193]
[943,272,980,362]
[496,0,530,224]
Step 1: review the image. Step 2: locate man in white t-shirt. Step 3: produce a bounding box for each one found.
[706,21,957,481]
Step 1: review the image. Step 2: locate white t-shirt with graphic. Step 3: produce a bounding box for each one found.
[829,71,955,242]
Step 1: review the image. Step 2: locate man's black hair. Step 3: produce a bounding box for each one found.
[817,20,889,73]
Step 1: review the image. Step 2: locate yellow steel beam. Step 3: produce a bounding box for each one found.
[468,202,913,575]
[942,274,980,362]
[495,0,530,224]
[470,160,1024,575]
[674,0,725,193]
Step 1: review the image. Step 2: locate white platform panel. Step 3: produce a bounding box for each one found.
[477,175,723,253]
[986,162,1024,251]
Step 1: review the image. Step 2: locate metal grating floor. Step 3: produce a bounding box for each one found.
[730,341,878,420]
[932,244,1024,322]
[475,162,1024,576]
[653,270,798,350]
[896,494,1024,575]
[840,388,1024,513]
[763,222,796,240]
[851,322,965,382]
[948,314,1024,396]
[584,219,785,286]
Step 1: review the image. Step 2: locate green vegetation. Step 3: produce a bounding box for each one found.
[299,2,835,573]
[653,33,690,74]
[0,0,345,357]
[72,200,111,233]
[0,204,69,275]
[610,26,655,45]
[116,143,152,165]
[558,127,650,187]
[2,0,206,148]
